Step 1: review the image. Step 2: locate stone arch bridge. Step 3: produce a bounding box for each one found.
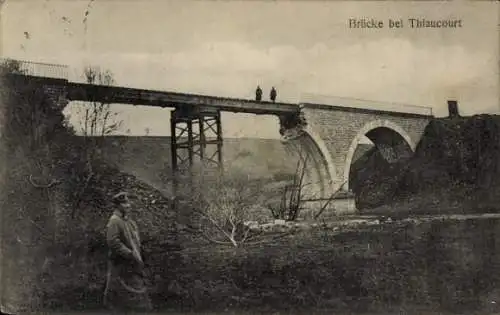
[5,60,433,200]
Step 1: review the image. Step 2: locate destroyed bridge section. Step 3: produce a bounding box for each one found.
[9,60,433,198]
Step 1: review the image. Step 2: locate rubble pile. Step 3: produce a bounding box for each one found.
[92,167,183,250]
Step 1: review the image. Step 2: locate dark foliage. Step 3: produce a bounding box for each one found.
[350,146,409,210]
[353,115,500,212]
[401,115,500,193]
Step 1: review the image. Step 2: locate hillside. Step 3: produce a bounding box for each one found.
[357,114,500,215]
[98,136,300,196]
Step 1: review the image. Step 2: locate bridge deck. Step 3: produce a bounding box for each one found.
[15,73,432,118]
[300,93,433,117]
[66,82,299,115]
[4,59,433,117]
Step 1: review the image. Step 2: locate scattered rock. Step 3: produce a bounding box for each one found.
[274,219,286,225]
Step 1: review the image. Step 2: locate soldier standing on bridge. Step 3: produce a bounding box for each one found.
[270,86,277,102]
[255,85,262,101]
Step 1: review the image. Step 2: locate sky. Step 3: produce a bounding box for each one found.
[1,0,498,138]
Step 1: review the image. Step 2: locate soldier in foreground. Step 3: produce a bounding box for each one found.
[103,191,152,313]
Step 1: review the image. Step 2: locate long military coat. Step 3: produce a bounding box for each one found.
[103,209,152,312]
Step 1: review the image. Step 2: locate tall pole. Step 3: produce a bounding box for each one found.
[187,118,193,169]
[170,109,181,210]
[170,110,178,174]
[199,117,205,161]
[216,111,223,174]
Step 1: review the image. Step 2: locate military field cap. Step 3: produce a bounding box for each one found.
[112,191,129,205]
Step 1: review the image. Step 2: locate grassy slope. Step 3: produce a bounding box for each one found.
[34,160,500,314]
[98,136,298,197]
[152,215,500,314]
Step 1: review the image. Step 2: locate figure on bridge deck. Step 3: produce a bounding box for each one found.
[104,191,152,313]
[255,85,263,101]
[270,86,277,102]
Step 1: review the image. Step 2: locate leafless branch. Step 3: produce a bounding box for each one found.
[17,206,53,242]
[243,231,293,246]
[313,181,347,220]
[193,208,238,247]
[198,229,235,246]
[243,229,264,242]
[274,153,309,221]
[240,225,252,244]
[28,174,62,188]
[101,110,110,137]
[72,170,93,217]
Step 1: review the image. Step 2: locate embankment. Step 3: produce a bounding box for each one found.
[355,114,500,214]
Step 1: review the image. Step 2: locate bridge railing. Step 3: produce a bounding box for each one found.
[300,93,433,116]
[0,58,69,80]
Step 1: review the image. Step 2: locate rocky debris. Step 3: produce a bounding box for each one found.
[243,212,500,236]
[280,126,307,142]
[88,162,184,245]
[243,216,398,234]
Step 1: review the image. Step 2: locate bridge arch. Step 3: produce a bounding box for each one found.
[282,125,337,199]
[302,125,338,190]
[343,119,416,191]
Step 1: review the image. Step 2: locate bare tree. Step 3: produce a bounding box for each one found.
[71,66,122,209]
[183,171,292,248]
[312,183,346,220]
[79,66,121,138]
[186,174,254,247]
[270,154,309,221]
[270,150,346,221]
